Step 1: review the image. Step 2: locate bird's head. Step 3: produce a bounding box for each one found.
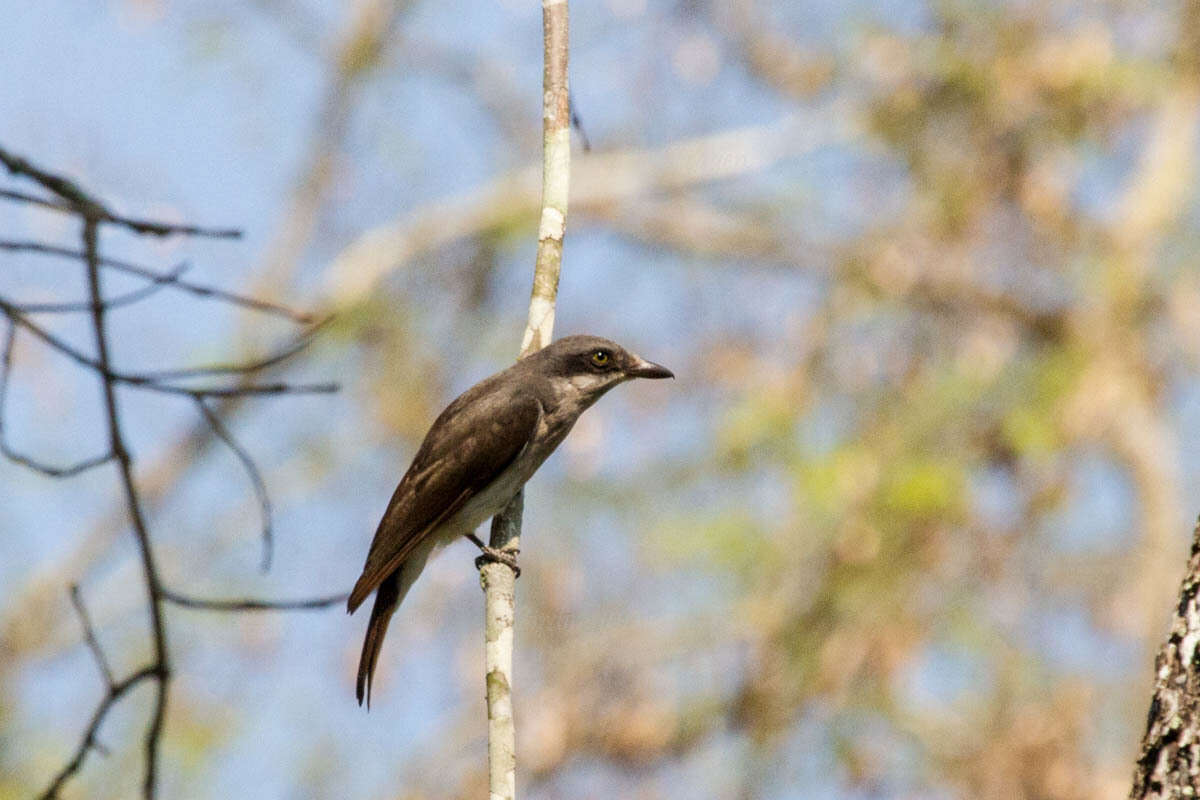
[530,334,673,402]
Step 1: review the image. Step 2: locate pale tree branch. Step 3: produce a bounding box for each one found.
[252,0,407,298]
[478,1,571,798]
[320,108,845,309]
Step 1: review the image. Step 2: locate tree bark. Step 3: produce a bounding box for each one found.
[1130,516,1200,798]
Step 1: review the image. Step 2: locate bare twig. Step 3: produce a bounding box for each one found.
[69,584,116,689]
[0,146,335,798]
[0,145,240,239]
[0,187,71,213]
[36,665,160,800]
[0,320,115,478]
[160,381,338,398]
[161,588,348,611]
[0,239,315,322]
[15,262,191,314]
[0,296,336,400]
[138,317,332,380]
[194,398,275,571]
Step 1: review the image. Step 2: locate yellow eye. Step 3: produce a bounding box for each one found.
[591,350,610,366]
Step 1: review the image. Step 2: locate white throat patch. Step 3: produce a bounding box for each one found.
[555,372,617,395]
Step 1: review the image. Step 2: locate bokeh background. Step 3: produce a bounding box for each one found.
[3,0,1200,797]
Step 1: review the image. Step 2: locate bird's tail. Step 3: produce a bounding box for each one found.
[356,571,399,708]
[353,538,437,708]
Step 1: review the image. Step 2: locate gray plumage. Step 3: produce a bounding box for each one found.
[348,334,672,706]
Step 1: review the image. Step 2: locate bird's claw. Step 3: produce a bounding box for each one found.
[475,546,521,577]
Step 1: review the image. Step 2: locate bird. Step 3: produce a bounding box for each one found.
[347,334,673,706]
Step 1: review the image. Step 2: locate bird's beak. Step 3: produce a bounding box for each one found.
[627,355,674,380]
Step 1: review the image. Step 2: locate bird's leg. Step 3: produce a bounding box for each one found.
[466,533,521,577]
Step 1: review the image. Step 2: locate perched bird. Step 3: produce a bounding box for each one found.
[347,334,673,706]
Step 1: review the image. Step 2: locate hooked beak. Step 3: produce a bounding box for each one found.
[627,355,674,380]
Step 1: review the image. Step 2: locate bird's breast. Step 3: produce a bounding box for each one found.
[430,401,581,543]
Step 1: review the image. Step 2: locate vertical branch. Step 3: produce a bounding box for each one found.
[82,218,171,800]
[481,1,570,798]
[482,494,523,800]
[518,0,570,358]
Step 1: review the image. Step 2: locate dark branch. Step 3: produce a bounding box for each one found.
[104,214,241,240]
[161,587,348,612]
[69,584,115,689]
[36,665,160,800]
[0,239,315,323]
[4,149,334,799]
[160,380,339,398]
[0,145,239,239]
[194,398,275,572]
[82,218,170,800]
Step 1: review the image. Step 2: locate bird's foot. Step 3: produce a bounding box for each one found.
[473,545,521,577]
[466,533,521,577]
[475,547,521,576]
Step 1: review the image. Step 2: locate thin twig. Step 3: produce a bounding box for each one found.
[15,262,191,314]
[161,588,348,611]
[101,214,241,240]
[194,398,275,571]
[36,665,160,800]
[0,145,240,239]
[0,297,113,371]
[0,298,337,399]
[0,320,114,477]
[69,584,116,689]
[161,381,338,398]
[2,149,334,800]
[137,316,332,380]
[0,187,71,213]
[0,239,315,322]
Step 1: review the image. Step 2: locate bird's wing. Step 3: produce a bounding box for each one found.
[347,385,541,613]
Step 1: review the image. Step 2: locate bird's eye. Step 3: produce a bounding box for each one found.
[590,350,610,367]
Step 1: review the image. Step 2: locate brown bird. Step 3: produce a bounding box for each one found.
[347,335,673,706]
